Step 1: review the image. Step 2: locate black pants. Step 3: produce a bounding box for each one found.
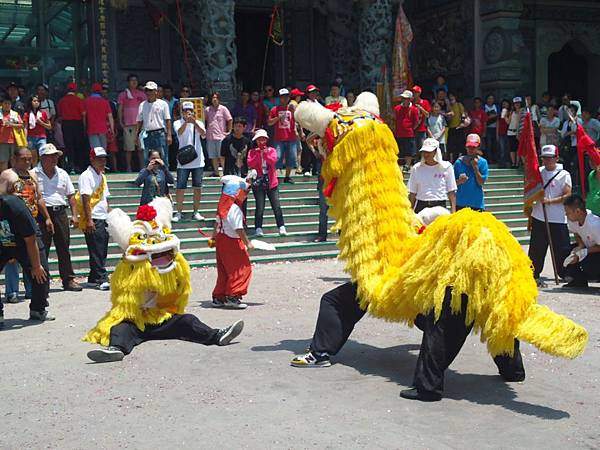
[414,200,446,213]
[311,283,366,355]
[61,120,87,172]
[309,283,525,397]
[110,314,219,355]
[40,208,76,285]
[413,288,525,397]
[528,217,570,279]
[84,219,109,284]
[0,232,50,314]
[252,186,285,229]
[566,251,600,284]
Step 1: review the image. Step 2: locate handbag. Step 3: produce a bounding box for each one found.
[177,123,197,166]
[252,152,270,190]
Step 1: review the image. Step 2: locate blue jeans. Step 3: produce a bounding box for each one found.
[4,260,33,300]
[275,141,298,169]
[317,174,329,238]
[144,130,169,168]
[27,136,47,153]
[497,135,509,167]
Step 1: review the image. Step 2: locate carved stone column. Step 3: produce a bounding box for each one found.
[479,0,525,100]
[358,0,394,90]
[183,0,237,103]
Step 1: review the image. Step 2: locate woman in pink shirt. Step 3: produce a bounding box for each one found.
[247,129,287,237]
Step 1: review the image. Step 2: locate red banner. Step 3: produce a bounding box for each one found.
[517,112,543,216]
[576,124,600,198]
[391,6,413,103]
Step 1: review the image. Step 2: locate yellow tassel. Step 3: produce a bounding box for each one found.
[82,253,191,346]
[322,119,588,358]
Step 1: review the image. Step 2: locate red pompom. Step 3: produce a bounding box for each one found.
[136,204,157,221]
[325,102,343,112]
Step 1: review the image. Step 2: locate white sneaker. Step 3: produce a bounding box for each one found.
[193,211,205,221]
[304,171,311,177]
[98,282,110,291]
[255,228,264,237]
[279,226,287,236]
[172,211,182,222]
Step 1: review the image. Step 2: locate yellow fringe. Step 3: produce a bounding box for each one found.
[322,120,588,358]
[82,253,191,347]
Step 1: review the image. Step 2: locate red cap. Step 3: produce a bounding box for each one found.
[91,82,103,92]
[412,85,422,94]
[465,133,481,148]
[67,82,78,91]
[306,84,319,93]
[290,88,305,97]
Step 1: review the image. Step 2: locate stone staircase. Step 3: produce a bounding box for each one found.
[46,168,527,277]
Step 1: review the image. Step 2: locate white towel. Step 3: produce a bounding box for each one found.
[28,111,39,130]
[125,88,134,100]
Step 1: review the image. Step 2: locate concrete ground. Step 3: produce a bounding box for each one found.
[0,258,598,450]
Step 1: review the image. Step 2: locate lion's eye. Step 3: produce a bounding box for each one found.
[140,233,147,240]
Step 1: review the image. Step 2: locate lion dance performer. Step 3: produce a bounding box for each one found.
[84,197,244,363]
[290,92,588,401]
[211,174,254,310]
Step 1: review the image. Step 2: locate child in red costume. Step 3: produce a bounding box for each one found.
[211,175,254,309]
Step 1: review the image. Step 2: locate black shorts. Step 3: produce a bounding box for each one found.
[396,137,417,157]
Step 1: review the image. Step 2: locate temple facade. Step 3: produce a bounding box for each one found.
[1,0,599,107]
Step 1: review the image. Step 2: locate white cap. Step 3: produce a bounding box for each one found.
[279,88,290,96]
[541,144,558,158]
[419,138,439,152]
[90,146,108,158]
[252,129,269,141]
[143,81,158,91]
[181,101,194,110]
[400,90,413,99]
[512,96,522,103]
[39,143,63,157]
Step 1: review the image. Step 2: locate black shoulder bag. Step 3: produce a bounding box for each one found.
[177,123,197,166]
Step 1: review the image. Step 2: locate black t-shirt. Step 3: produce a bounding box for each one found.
[0,195,37,249]
[221,134,251,177]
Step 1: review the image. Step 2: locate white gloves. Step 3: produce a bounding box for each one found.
[563,247,588,267]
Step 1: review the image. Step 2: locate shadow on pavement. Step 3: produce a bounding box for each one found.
[252,338,570,420]
[0,318,44,331]
[317,276,351,284]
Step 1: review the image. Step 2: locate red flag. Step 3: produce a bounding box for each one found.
[391,6,413,103]
[268,6,283,46]
[517,112,543,216]
[576,124,600,198]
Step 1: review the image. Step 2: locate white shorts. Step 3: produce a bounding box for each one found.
[206,140,222,159]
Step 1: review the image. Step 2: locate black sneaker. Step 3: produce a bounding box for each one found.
[87,346,125,363]
[216,320,244,346]
[212,298,226,308]
[283,177,295,184]
[290,351,331,368]
[563,279,589,289]
[400,387,442,402]
[29,310,56,321]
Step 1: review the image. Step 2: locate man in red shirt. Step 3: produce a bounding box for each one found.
[394,90,419,171]
[267,88,298,183]
[83,83,114,155]
[412,85,431,153]
[58,82,86,173]
[468,97,487,151]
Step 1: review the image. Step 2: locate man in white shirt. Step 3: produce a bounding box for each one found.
[528,145,572,287]
[78,147,111,290]
[563,195,600,288]
[324,83,348,107]
[407,138,457,213]
[173,101,206,222]
[35,144,82,292]
[136,81,172,167]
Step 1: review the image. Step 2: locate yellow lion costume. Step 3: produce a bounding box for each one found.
[292,93,587,399]
[84,197,243,363]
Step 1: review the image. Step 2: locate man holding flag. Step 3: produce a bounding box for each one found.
[519,111,570,286]
[528,145,572,287]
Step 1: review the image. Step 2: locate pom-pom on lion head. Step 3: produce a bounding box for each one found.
[107,197,180,274]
